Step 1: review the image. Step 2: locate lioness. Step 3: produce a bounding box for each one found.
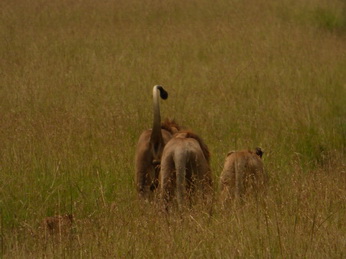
[160,131,213,210]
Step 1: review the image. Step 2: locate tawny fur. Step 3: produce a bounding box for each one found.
[220,147,265,204]
[134,86,181,199]
[160,130,213,210]
[42,214,73,236]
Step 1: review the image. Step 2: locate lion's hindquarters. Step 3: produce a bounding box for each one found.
[160,142,189,209]
[160,138,212,209]
[220,151,265,203]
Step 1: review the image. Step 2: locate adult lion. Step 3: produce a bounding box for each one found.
[135,85,180,199]
[160,131,213,210]
[220,147,265,204]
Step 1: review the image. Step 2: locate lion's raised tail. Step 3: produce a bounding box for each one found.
[150,85,168,159]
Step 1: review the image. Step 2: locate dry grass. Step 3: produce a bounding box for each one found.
[0,0,345,257]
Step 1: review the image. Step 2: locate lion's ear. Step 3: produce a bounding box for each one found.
[171,127,179,134]
[255,147,264,158]
[227,151,235,157]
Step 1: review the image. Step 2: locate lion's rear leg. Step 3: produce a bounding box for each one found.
[135,157,153,199]
[195,158,213,203]
[174,151,187,211]
[150,163,161,192]
[160,156,175,211]
[185,167,194,208]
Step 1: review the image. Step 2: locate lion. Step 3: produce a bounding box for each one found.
[134,85,181,199]
[220,147,265,204]
[42,214,74,237]
[160,130,213,210]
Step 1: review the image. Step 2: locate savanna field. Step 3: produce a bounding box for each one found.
[0,0,345,257]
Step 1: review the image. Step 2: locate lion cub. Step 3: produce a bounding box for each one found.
[220,147,265,204]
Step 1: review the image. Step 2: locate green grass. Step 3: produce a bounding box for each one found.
[0,0,345,257]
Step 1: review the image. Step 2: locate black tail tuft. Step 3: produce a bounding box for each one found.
[255,147,264,158]
[157,85,168,100]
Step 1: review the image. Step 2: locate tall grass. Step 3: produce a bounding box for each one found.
[0,0,345,257]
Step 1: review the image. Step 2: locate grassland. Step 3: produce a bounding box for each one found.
[0,0,345,257]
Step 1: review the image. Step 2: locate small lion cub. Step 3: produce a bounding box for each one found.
[220,147,265,204]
